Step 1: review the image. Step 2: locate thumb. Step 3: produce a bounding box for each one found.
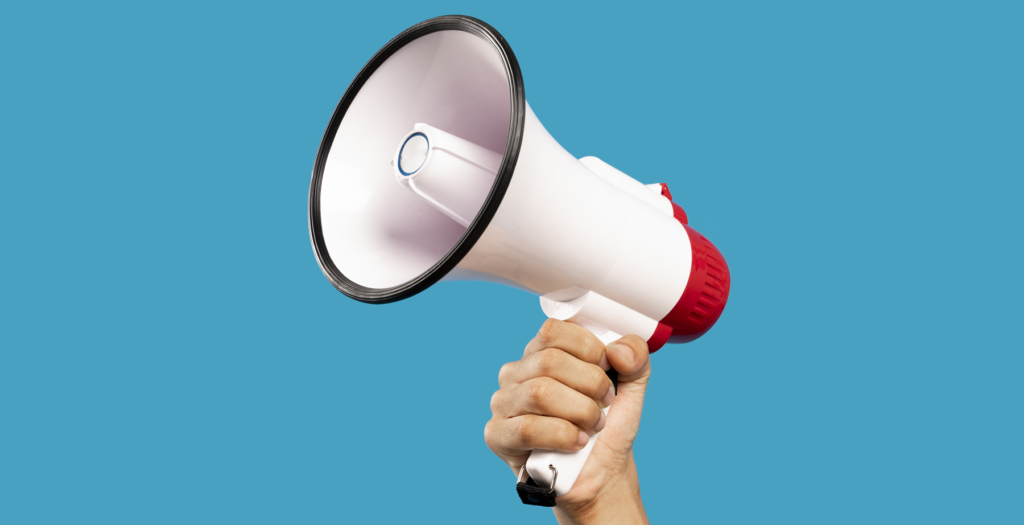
[598,335,651,455]
[607,335,651,385]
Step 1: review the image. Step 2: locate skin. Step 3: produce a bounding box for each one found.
[484,319,652,525]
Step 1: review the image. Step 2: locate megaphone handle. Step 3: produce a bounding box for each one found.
[518,324,620,504]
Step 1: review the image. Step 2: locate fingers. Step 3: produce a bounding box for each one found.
[605,334,650,382]
[485,414,589,456]
[485,323,654,480]
[523,319,606,366]
[491,376,607,433]
[498,348,615,407]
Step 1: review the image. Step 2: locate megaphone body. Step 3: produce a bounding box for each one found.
[309,16,730,499]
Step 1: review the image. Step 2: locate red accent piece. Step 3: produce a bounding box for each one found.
[671,202,689,224]
[660,224,730,344]
[659,182,673,201]
[660,183,688,223]
[647,322,673,353]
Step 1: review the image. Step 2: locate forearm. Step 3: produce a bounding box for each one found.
[553,451,649,525]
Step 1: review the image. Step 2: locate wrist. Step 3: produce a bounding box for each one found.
[553,453,649,525]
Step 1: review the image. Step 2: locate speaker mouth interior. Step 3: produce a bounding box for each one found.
[308,15,525,304]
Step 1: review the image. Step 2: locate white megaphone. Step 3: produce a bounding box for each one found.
[308,16,730,503]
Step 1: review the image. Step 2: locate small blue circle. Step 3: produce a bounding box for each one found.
[397,132,429,176]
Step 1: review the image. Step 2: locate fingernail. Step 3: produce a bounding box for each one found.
[594,411,607,432]
[598,353,610,371]
[609,344,633,368]
[577,431,589,448]
[602,384,615,407]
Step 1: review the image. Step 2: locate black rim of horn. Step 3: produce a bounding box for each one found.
[308,15,526,304]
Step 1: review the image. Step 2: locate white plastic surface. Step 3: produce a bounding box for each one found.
[645,183,665,195]
[578,156,674,218]
[317,30,511,289]
[376,105,693,321]
[393,124,502,227]
[315,24,693,317]
[453,104,692,322]
[540,288,657,342]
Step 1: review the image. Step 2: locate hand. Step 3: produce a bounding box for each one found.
[484,319,652,525]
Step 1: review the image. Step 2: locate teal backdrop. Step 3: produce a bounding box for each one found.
[2,1,1021,523]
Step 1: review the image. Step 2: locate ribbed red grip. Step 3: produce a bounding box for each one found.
[658,224,731,347]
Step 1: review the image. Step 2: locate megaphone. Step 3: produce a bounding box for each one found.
[308,15,730,501]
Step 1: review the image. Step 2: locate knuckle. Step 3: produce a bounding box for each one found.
[515,417,536,444]
[578,337,601,364]
[497,362,515,386]
[526,377,554,406]
[589,368,612,398]
[536,319,563,346]
[483,420,498,445]
[489,390,503,414]
[534,348,562,376]
[554,421,579,449]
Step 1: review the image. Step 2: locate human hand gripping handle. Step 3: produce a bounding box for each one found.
[484,320,651,524]
[519,363,618,503]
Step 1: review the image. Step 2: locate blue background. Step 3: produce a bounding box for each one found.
[2,1,1021,523]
